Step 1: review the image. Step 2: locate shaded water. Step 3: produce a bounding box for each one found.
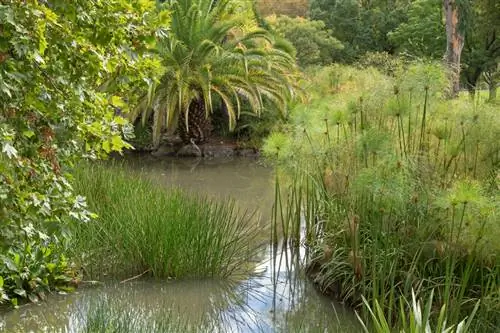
[1,156,360,332]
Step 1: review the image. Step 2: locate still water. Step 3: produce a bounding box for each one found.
[0,156,360,332]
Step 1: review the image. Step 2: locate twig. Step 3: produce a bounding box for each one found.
[119,269,151,284]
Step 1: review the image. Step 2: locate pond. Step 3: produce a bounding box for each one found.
[0,155,361,333]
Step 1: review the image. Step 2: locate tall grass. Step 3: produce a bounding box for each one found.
[70,163,258,280]
[264,63,500,331]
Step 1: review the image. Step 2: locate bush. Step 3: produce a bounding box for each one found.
[0,1,166,306]
[266,15,344,67]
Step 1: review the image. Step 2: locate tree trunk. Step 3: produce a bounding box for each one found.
[178,98,213,144]
[484,67,499,103]
[489,83,497,102]
[443,0,465,98]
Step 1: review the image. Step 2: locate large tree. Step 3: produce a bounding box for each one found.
[132,0,298,146]
[388,0,446,59]
[443,0,466,97]
[461,0,500,100]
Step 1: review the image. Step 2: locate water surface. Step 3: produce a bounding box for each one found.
[1,156,360,332]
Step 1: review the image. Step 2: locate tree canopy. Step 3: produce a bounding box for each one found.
[266,15,344,67]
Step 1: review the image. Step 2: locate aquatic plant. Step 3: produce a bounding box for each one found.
[70,163,259,280]
[357,290,480,333]
[64,296,207,333]
[265,63,500,331]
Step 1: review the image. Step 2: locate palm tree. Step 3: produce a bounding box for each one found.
[130,0,298,146]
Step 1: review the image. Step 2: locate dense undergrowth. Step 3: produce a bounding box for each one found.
[70,163,258,280]
[264,63,499,331]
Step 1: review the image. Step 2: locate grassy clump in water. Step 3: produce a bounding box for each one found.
[71,163,257,280]
[265,63,500,331]
[67,296,209,333]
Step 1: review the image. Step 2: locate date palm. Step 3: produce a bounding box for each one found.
[130,0,298,146]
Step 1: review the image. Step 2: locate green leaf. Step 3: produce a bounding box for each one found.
[0,276,3,288]
[110,95,126,108]
[2,257,18,272]
[111,135,124,151]
[102,140,111,153]
[14,289,26,298]
[46,263,56,273]
[22,130,35,138]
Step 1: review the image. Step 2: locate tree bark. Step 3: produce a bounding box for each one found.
[443,0,465,98]
[484,67,499,103]
[489,84,497,102]
[178,98,213,144]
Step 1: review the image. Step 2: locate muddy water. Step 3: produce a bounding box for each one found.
[0,156,360,332]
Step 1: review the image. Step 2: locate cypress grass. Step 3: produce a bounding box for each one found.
[264,64,500,331]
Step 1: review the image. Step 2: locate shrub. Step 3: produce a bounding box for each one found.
[0,0,166,306]
[266,15,344,67]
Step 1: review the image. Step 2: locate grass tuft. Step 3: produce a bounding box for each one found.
[70,163,258,280]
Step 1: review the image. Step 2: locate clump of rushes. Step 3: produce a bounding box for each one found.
[70,163,258,280]
[65,295,209,333]
[264,63,500,332]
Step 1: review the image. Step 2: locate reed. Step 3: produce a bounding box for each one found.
[70,163,259,280]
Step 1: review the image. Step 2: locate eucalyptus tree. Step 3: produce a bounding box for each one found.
[131,0,298,146]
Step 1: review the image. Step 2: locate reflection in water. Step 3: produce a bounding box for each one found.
[0,157,360,332]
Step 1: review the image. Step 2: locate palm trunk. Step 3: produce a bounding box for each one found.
[178,98,213,144]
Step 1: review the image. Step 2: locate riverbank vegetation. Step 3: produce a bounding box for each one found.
[2,0,499,331]
[71,163,258,280]
[264,63,499,331]
[0,0,169,306]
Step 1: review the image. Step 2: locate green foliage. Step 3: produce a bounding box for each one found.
[356,52,406,77]
[309,0,410,62]
[388,0,445,59]
[130,0,299,146]
[461,0,500,96]
[71,163,258,280]
[357,290,480,333]
[265,64,500,331]
[0,230,72,306]
[0,0,167,305]
[266,15,343,67]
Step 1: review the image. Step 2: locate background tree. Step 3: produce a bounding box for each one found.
[309,0,411,62]
[461,0,499,100]
[443,0,467,97]
[388,0,446,59]
[266,15,344,67]
[132,0,298,146]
